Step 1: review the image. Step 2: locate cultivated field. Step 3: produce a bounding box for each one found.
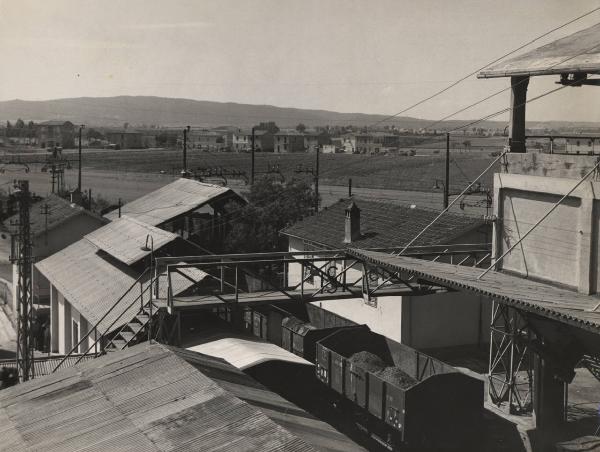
[75,146,501,192]
[0,137,503,214]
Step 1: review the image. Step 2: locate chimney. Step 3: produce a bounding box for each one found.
[344,201,361,243]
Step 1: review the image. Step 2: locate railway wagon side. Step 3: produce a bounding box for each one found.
[316,328,483,447]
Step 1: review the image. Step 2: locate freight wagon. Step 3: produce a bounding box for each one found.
[316,327,484,449]
[281,316,366,363]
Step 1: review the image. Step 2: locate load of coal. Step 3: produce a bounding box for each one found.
[348,351,386,372]
[375,366,418,389]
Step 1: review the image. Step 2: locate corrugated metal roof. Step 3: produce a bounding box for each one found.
[0,343,317,452]
[104,178,236,226]
[479,23,600,78]
[348,249,600,334]
[5,194,106,238]
[85,216,178,265]
[282,197,486,249]
[35,239,141,333]
[0,354,97,377]
[171,348,366,452]
[36,239,201,334]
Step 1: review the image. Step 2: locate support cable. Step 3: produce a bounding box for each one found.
[478,159,600,279]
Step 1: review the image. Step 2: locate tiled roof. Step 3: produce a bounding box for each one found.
[5,194,106,238]
[275,129,304,136]
[104,178,240,226]
[0,343,317,452]
[281,198,485,249]
[85,216,178,265]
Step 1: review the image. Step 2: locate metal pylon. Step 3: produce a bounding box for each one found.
[488,300,533,414]
[11,180,34,382]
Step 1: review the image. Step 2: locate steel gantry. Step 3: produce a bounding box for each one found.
[488,301,534,414]
[10,180,35,382]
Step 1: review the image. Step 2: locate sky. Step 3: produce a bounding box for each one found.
[1,0,600,122]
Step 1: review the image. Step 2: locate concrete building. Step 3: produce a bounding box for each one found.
[274,130,305,153]
[106,130,144,149]
[4,194,106,312]
[232,129,274,152]
[37,120,75,149]
[281,198,491,349]
[303,130,330,152]
[189,130,223,151]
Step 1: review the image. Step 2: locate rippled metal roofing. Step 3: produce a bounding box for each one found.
[479,23,600,78]
[104,178,236,226]
[85,216,178,265]
[349,249,600,334]
[0,343,317,452]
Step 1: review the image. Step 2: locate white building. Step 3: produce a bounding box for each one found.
[281,199,492,349]
[4,194,106,312]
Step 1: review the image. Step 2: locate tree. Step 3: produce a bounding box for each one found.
[86,128,104,140]
[223,177,318,253]
[255,122,279,134]
[296,123,306,133]
[15,118,25,129]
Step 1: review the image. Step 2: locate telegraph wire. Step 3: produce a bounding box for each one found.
[369,6,600,128]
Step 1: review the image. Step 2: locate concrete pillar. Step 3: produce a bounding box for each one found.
[508,75,530,153]
[533,353,566,431]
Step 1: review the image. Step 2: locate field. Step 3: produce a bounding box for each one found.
[75,146,501,193]
[0,137,503,214]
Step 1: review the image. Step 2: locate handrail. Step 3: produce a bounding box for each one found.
[52,268,150,372]
[69,282,155,369]
[154,243,492,265]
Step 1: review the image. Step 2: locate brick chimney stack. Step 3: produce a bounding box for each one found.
[344,201,361,243]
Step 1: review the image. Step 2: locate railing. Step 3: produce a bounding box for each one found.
[156,244,492,312]
[52,268,151,373]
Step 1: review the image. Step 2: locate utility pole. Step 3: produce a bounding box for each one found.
[11,180,34,382]
[118,198,122,218]
[348,178,352,198]
[444,133,450,209]
[78,125,84,193]
[182,126,190,177]
[315,146,320,213]
[251,127,255,185]
[40,203,50,246]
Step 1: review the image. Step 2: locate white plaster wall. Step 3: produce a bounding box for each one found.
[402,291,491,349]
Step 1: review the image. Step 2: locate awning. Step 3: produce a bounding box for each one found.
[478,23,600,78]
[348,248,600,334]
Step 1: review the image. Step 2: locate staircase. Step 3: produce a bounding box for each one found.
[53,268,159,373]
[104,308,155,352]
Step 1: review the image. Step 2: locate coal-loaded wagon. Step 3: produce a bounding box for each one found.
[316,327,484,449]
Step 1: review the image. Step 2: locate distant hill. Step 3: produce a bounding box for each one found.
[0,96,597,130]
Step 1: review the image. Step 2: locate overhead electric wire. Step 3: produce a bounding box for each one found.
[369,6,600,128]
